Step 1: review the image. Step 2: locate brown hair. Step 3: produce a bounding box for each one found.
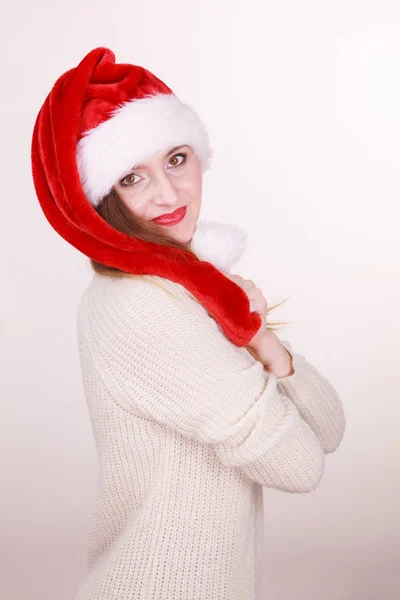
[90,188,290,344]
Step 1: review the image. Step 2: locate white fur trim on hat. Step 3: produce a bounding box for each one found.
[76,93,212,207]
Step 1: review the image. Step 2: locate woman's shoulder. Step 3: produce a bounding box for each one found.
[77,271,208,328]
[76,271,255,368]
[88,271,197,303]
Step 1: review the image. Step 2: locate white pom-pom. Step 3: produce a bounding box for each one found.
[190,219,248,273]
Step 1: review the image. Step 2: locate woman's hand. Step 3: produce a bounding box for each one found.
[226,273,293,375]
[226,273,268,350]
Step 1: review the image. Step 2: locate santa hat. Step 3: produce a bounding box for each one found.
[31,46,261,346]
[76,82,212,208]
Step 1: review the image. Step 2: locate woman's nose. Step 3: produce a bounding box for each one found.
[153,171,179,206]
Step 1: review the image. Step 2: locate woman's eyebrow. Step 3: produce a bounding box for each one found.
[132,145,186,170]
[166,144,186,156]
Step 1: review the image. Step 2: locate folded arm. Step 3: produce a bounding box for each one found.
[77,276,328,493]
[274,339,346,454]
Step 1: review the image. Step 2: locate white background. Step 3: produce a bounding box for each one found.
[2,1,399,598]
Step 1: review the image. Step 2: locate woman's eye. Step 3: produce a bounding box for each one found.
[121,173,141,186]
[168,153,187,167]
[120,153,186,185]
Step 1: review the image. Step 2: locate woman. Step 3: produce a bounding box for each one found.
[31,47,345,600]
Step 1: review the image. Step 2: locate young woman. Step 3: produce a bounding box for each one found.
[31,47,345,600]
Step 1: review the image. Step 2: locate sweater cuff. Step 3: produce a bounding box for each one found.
[275,339,346,454]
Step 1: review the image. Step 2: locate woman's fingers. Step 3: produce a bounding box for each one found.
[249,292,268,314]
[226,273,269,345]
[227,274,268,315]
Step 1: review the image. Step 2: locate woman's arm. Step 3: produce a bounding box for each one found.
[77,276,327,493]
[253,336,346,454]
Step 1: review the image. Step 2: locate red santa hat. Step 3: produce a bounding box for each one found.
[31,46,261,346]
[77,82,212,208]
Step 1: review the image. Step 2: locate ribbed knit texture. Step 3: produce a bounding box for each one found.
[74,272,345,600]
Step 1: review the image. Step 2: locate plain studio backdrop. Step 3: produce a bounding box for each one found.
[2,1,399,598]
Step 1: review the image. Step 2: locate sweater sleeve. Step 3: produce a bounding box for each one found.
[78,276,326,493]
[276,340,346,454]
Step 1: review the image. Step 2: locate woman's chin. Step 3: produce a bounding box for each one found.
[168,227,193,245]
[152,204,200,245]
[162,219,197,245]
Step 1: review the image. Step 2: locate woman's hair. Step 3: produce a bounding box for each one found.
[90,188,290,341]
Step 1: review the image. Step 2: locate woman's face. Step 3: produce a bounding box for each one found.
[113,144,202,243]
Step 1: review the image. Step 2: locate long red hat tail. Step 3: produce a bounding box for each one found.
[31,47,261,346]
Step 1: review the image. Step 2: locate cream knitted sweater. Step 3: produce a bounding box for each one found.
[74,272,345,600]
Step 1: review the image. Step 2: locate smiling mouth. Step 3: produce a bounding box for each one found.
[152,206,187,225]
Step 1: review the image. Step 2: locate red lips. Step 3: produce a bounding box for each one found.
[152,206,187,225]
